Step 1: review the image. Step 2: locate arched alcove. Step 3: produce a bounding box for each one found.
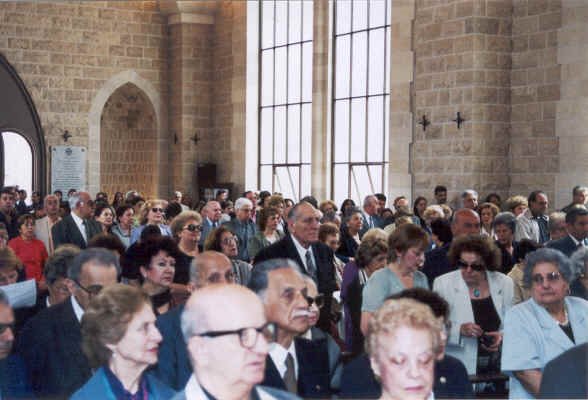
[0,53,46,194]
[100,84,158,197]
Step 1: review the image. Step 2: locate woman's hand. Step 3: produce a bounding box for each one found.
[480,331,502,352]
[460,322,483,338]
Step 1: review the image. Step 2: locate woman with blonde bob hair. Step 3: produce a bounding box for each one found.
[366,298,443,400]
[130,199,172,245]
[73,284,174,399]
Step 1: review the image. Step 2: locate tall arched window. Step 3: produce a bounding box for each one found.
[1,132,33,195]
[259,0,313,201]
[332,0,391,206]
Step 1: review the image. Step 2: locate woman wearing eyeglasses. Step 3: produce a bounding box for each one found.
[501,248,588,399]
[433,235,513,379]
[130,199,172,245]
[72,284,175,399]
[204,226,252,285]
[247,207,284,262]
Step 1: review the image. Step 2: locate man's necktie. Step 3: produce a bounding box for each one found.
[82,220,89,243]
[284,353,297,394]
[305,250,317,281]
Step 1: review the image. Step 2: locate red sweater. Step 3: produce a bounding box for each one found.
[8,236,48,283]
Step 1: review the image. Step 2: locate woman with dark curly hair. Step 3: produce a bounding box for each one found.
[433,235,514,376]
[413,196,428,228]
[72,284,174,399]
[203,225,251,285]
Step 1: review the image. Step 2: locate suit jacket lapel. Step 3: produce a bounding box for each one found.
[532,299,574,353]
[262,355,287,391]
[285,236,306,276]
[66,215,86,247]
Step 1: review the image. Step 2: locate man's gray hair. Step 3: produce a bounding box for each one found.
[234,197,252,211]
[523,248,573,288]
[493,212,516,233]
[461,189,478,199]
[67,248,121,282]
[68,192,81,210]
[248,258,302,301]
[570,247,588,282]
[548,212,566,232]
[363,195,377,207]
[0,289,9,306]
[181,298,210,344]
[573,185,588,196]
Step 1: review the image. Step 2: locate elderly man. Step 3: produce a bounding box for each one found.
[155,251,235,390]
[0,188,18,239]
[359,195,382,237]
[547,207,588,256]
[199,200,222,247]
[254,202,336,331]
[17,248,119,399]
[561,185,588,213]
[34,194,62,255]
[461,189,478,210]
[223,197,258,262]
[174,284,295,400]
[172,191,190,212]
[422,208,481,287]
[51,191,102,250]
[249,259,333,397]
[515,190,550,244]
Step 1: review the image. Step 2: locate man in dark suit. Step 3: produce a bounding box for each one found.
[422,209,480,287]
[0,187,19,239]
[539,343,588,399]
[223,197,257,262]
[254,202,337,331]
[359,195,382,237]
[561,185,588,214]
[16,248,119,399]
[249,258,333,398]
[51,191,102,250]
[546,207,588,257]
[154,251,233,391]
[198,200,222,246]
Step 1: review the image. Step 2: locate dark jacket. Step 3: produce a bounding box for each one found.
[496,240,520,274]
[51,214,102,250]
[339,353,474,399]
[254,235,337,331]
[0,211,19,239]
[546,235,584,257]
[0,354,34,399]
[539,343,588,399]
[16,298,91,399]
[422,242,453,288]
[336,228,359,263]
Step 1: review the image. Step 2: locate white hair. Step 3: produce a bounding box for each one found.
[68,192,81,210]
[234,197,253,211]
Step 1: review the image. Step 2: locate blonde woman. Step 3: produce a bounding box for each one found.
[130,199,171,245]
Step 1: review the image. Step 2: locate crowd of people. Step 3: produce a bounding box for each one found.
[0,184,586,399]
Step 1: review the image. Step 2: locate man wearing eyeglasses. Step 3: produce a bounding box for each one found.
[173,284,296,400]
[16,248,119,399]
[546,207,588,256]
[199,200,223,247]
[51,191,102,250]
[249,258,334,397]
[223,197,258,262]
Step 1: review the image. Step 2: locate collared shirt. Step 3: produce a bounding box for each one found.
[184,374,263,400]
[291,234,314,274]
[269,341,299,380]
[70,212,87,243]
[568,233,587,248]
[71,295,84,323]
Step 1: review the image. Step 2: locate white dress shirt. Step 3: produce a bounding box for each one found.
[71,295,84,323]
[269,341,299,380]
[290,235,314,275]
[71,212,87,243]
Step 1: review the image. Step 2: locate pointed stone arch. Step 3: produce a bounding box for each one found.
[88,70,167,196]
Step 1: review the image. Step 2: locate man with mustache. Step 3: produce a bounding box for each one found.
[249,258,334,397]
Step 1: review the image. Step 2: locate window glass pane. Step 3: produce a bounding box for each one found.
[274,47,287,105]
[384,95,390,162]
[275,166,299,201]
[261,0,275,49]
[367,96,384,161]
[3,132,32,196]
[335,35,350,99]
[302,0,313,42]
[301,104,312,163]
[274,1,288,47]
[288,0,302,43]
[385,26,391,93]
[260,165,273,190]
[261,49,274,107]
[333,164,349,208]
[288,44,301,104]
[274,106,286,163]
[335,0,351,35]
[352,0,368,31]
[260,108,274,164]
[287,105,300,163]
[351,31,367,97]
[300,165,311,199]
[302,42,313,102]
[333,100,349,163]
[350,165,371,205]
[350,98,366,162]
[368,164,383,194]
[369,0,386,28]
[368,28,385,95]
[386,0,391,25]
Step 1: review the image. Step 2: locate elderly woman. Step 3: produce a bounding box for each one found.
[478,202,500,240]
[433,235,514,376]
[266,195,287,233]
[337,207,363,262]
[130,199,172,245]
[502,248,588,399]
[137,236,183,315]
[318,222,346,286]
[111,205,134,249]
[94,203,115,234]
[361,224,429,334]
[169,211,203,302]
[493,212,518,274]
[8,214,48,286]
[247,207,284,262]
[341,235,388,354]
[204,226,250,285]
[366,298,443,400]
[570,247,588,299]
[72,284,174,399]
[505,195,528,217]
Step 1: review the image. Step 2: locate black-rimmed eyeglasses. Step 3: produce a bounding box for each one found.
[184,224,203,232]
[74,280,104,296]
[198,322,276,349]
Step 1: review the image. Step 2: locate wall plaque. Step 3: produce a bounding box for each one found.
[51,146,86,194]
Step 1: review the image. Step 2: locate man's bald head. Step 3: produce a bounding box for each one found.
[451,208,480,237]
[190,251,234,289]
[204,201,222,222]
